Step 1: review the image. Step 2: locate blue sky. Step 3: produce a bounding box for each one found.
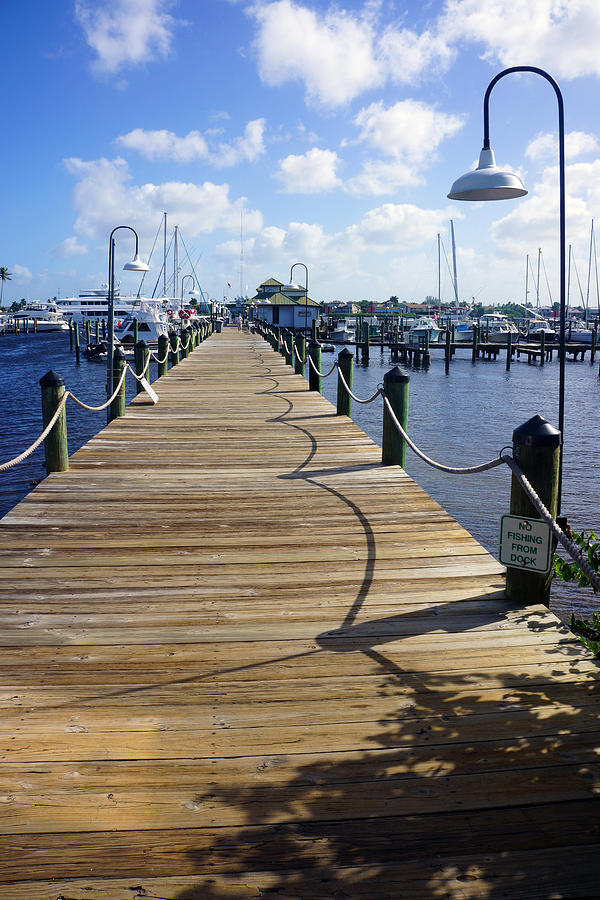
[3,0,600,307]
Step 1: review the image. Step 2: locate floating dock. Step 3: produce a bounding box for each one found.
[0,330,598,898]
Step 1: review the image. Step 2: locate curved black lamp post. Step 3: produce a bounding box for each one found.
[284,262,309,336]
[106,226,149,422]
[448,66,566,513]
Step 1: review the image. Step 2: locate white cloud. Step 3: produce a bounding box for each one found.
[75,0,177,75]
[379,24,455,83]
[251,0,383,107]
[11,264,33,281]
[115,119,266,166]
[354,100,464,161]
[63,156,263,247]
[53,236,89,258]
[275,148,341,193]
[442,0,600,80]
[347,100,464,194]
[525,130,599,162]
[116,128,209,162]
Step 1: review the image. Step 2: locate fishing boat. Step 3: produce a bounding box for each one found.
[478,313,519,344]
[407,316,441,346]
[13,301,69,332]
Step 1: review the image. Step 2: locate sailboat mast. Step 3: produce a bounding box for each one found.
[586,219,594,325]
[450,220,458,304]
[437,233,441,316]
[567,244,572,314]
[240,204,244,300]
[525,254,529,305]
[174,225,179,305]
[163,212,167,298]
[536,248,541,307]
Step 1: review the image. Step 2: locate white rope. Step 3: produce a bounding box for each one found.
[337,366,383,405]
[308,354,338,378]
[502,454,600,592]
[126,353,152,383]
[382,394,505,474]
[294,344,307,364]
[282,337,293,354]
[151,349,169,364]
[68,366,128,412]
[0,392,69,471]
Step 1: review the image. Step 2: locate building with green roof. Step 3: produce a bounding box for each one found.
[248,277,320,330]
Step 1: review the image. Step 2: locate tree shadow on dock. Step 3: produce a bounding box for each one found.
[170,601,600,900]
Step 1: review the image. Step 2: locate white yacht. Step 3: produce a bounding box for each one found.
[13,301,69,332]
[56,287,145,323]
[114,300,170,344]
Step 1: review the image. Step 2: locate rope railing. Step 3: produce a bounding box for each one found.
[336,365,383,405]
[293,344,307,365]
[308,354,338,379]
[0,393,70,472]
[382,394,505,475]
[502,454,600,593]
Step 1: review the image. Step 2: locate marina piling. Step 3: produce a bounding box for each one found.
[382,366,410,468]
[39,370,69,473]
[157,333,169,378]
[308,340,322,393]
[135,340,149,395]
[295,333,306,376]
[109,347,127,421]
[337,347,353,417]
[506,415,560,607]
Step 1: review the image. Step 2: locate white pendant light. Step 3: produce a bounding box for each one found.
[448,146,527,201]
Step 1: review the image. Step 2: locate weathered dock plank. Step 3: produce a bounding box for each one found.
[0,329,598,899]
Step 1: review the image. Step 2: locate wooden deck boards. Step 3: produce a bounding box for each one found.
[0,329,598,899]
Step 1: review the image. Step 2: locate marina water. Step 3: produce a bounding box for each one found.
[1,330,598,620]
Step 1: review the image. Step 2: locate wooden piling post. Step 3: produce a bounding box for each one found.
[445,327,451,373]
[95,319,100,343]
[337,347,353,417]
[382,366,409,468]
[362,320,370,365]
[101,319,106,340]
[308,340,322,393]
[68,320,73,351]
[39,370,69,473]
[134,340,149,395]
[506,331,512,371]
[157,333,169,378]
[169,329,179,366]
[74,321,81,365]
[85,320,91,346]
[295,333,306,376]
[540,330,545,366]
[471,323,479,363]
[591,323,597,365]
[133,318,139,346]
[109,347,127,421]
[284,332,294,367]
[505,415,560,607]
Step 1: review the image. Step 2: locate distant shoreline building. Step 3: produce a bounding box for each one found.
[248,277,319,330]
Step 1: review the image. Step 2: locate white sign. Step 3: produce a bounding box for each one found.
[139,377,159,404]
[499,515,552,573]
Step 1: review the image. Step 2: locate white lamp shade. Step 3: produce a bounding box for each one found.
[448,147,527,201]
[123,253,150,272]
[283,282,302,291]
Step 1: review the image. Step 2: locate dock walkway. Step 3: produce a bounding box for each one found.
[1,330,599,899]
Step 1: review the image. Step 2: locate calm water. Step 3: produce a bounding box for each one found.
[1,331,598,617]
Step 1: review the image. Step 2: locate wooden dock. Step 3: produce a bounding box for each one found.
[1,329,599,899]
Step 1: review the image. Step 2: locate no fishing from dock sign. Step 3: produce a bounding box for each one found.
[499,515,552,574]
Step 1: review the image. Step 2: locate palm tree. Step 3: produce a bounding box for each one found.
[0,267,12,308]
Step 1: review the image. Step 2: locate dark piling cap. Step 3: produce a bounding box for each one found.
[135,340,149,349]
[383,365,410,385]
[513,414,561,448]
[113,346,127,361]
[309,340,321,349]
[39,370,64,388]
[338,347,354,359]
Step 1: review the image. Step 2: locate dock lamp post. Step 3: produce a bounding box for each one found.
[284,262,309,336]
[106,226,149,422]
[447,65,566,514]
[181,275,199,313]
